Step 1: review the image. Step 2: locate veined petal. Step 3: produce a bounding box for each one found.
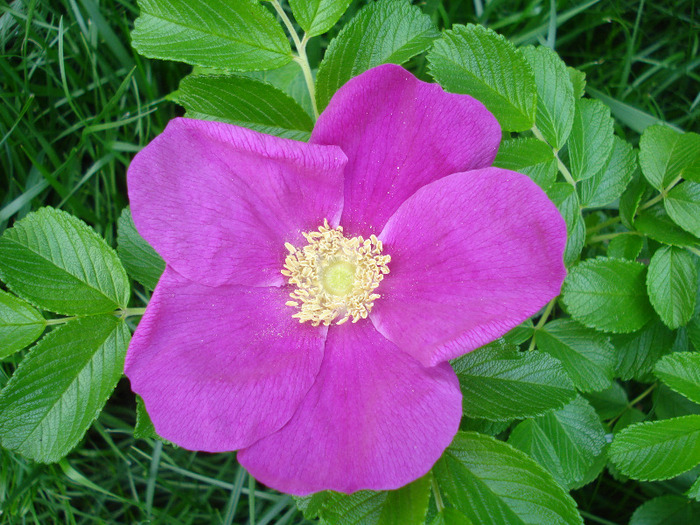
[374,167,567,366]
[311,64,501,235]
[128,118,346,287]
[125,267,326,452]
[238,321,461,495]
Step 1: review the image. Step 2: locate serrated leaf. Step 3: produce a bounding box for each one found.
[240,62,314,118]
[687,476,700,501]
[655,384,700,420]
[578,137,637,208]
[583,381,629,420]
[290,0,353,37]
[312,474,431,525]
[451,345,576,421]
[609,415,700,481]
[503,319,534,346]
[316,0,438,111]
[171,74,314,141]
[0,208,130,315]
[131,0,292,70]
[429,508,473,525]
[639,125,700,190]
[0,315,130,462]
[562,257,653,333]
[568,68,586,99]
[428,24,536,132]
[117,207,164,291]
[647,246,697,329]
[0,290,45,359]
[567,99,615,182]
[655,353,700,405]
[508,396,607,488]
[460,417,512,436]
[435,431,583,525]
[493,138,557,190]
[665,182,700,238]
[613,320,674,381]
[547,183,584,265]
[521,46,575,150]
[134,396,158,440]
[635,207,700,247]
[607,234,643,260]
[630,495,700,525]
[535,319,615,392]
[620,173,649,229]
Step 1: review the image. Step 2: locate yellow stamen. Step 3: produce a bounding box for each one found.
[282,220,391,326]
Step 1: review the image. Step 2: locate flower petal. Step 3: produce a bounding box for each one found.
[374,167,567,366]
[128,118,347,287]
[310,64,501,235]
[124,267,326,452]
[238,321,461,495]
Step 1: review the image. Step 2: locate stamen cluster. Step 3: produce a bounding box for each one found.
[282,220,390,326]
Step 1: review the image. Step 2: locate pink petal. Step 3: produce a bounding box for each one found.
[374,167,567,367]
[238,322,462,495]
[128,118,347,287]
[310,64,501,235]
[124,267,326,452]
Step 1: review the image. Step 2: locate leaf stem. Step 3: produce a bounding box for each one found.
[431,475,445,513]
[531,125,576,186]
[528,298,557,351]
[45,307,147,326]
[637,174,683,213]
[588,231,641,244]
[270,0,319,120]
[586,216,622,236]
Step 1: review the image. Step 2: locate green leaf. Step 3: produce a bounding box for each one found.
[428,24,536,132]
[521,46,575,150]
[613,321,675,381]
[493,138,557,190]
[0,290,45,359]
[290,0,353,37]
[429,508,473,525]
[316,0,438,111]
[620,173,649,229]
[607,234,644,260]
[460,417,512,436]
[131,0,292,70]
[535,319,615,392]
[609,415,700,481]
[655,353,700,405]
[452,344,576,421]
[630,495,700,525]
[311,474,431,525]
[578,137,637,208]
[547,183,584,265]
[639,125,700,190]
[117,207,164,291]
[0,315,130,462]
[508,396,607,489]
[635,207,700,247]
[134,396,158,440]
[0,208,130,315]
[655,384,700,420]
[647,246,697,329]
[240,62,314,118]
[434,431,583,525]
[562,257,653,333]
[171,74,314,141]
[665,182,700,237]
[687,476,700,501]
[567,99,615,182]
[583,381,629,420]
[568,68,586,99]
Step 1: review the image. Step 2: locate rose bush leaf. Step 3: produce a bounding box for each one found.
[521,45,575,150]
[171,74,314,141]
[655,353,700,405]
[547,183,584,265]
[315,0,439,111]
[607,235,644,260]
[562,257,653,333]
[0,207,130,315]
[117,207,165,291]
[665,182,700,238]
[578,136,637,208]
[429,508,473,525]
[535,319,615,393]
[434,431,583,525]
[428,24,536,132]
[451,344,576,421]
[612,320,675,381]
[289,0,354,37]
[0,315,130,462]
[131,0,292,70]
[609,415,700,481]
[629,495,700,525]
[567,98,615,182]
[639,125,700,190]
[646,246,697,329]
[635,207,700,247]
[493,138,557,190]
[0,290,46,359]
[508,396,607,489]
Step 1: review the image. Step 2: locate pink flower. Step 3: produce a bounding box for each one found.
[125,64,566,495]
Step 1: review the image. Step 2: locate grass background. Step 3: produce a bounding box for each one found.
[1,0,698,523]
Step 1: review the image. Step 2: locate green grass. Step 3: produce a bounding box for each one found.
[1,0,698,523]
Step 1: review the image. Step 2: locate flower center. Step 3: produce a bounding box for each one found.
[282,220,390,326]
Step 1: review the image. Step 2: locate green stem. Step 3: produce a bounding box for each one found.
[637,173,683,213]
[528,298,556,352]
[688,246,700,257]
[588,231,641,243]
[586,216,622,236]
[45,307,147,326]
[431,475,445,513]
[45,315,79,326]
[270,0,319,120]
[531,125,576,186]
